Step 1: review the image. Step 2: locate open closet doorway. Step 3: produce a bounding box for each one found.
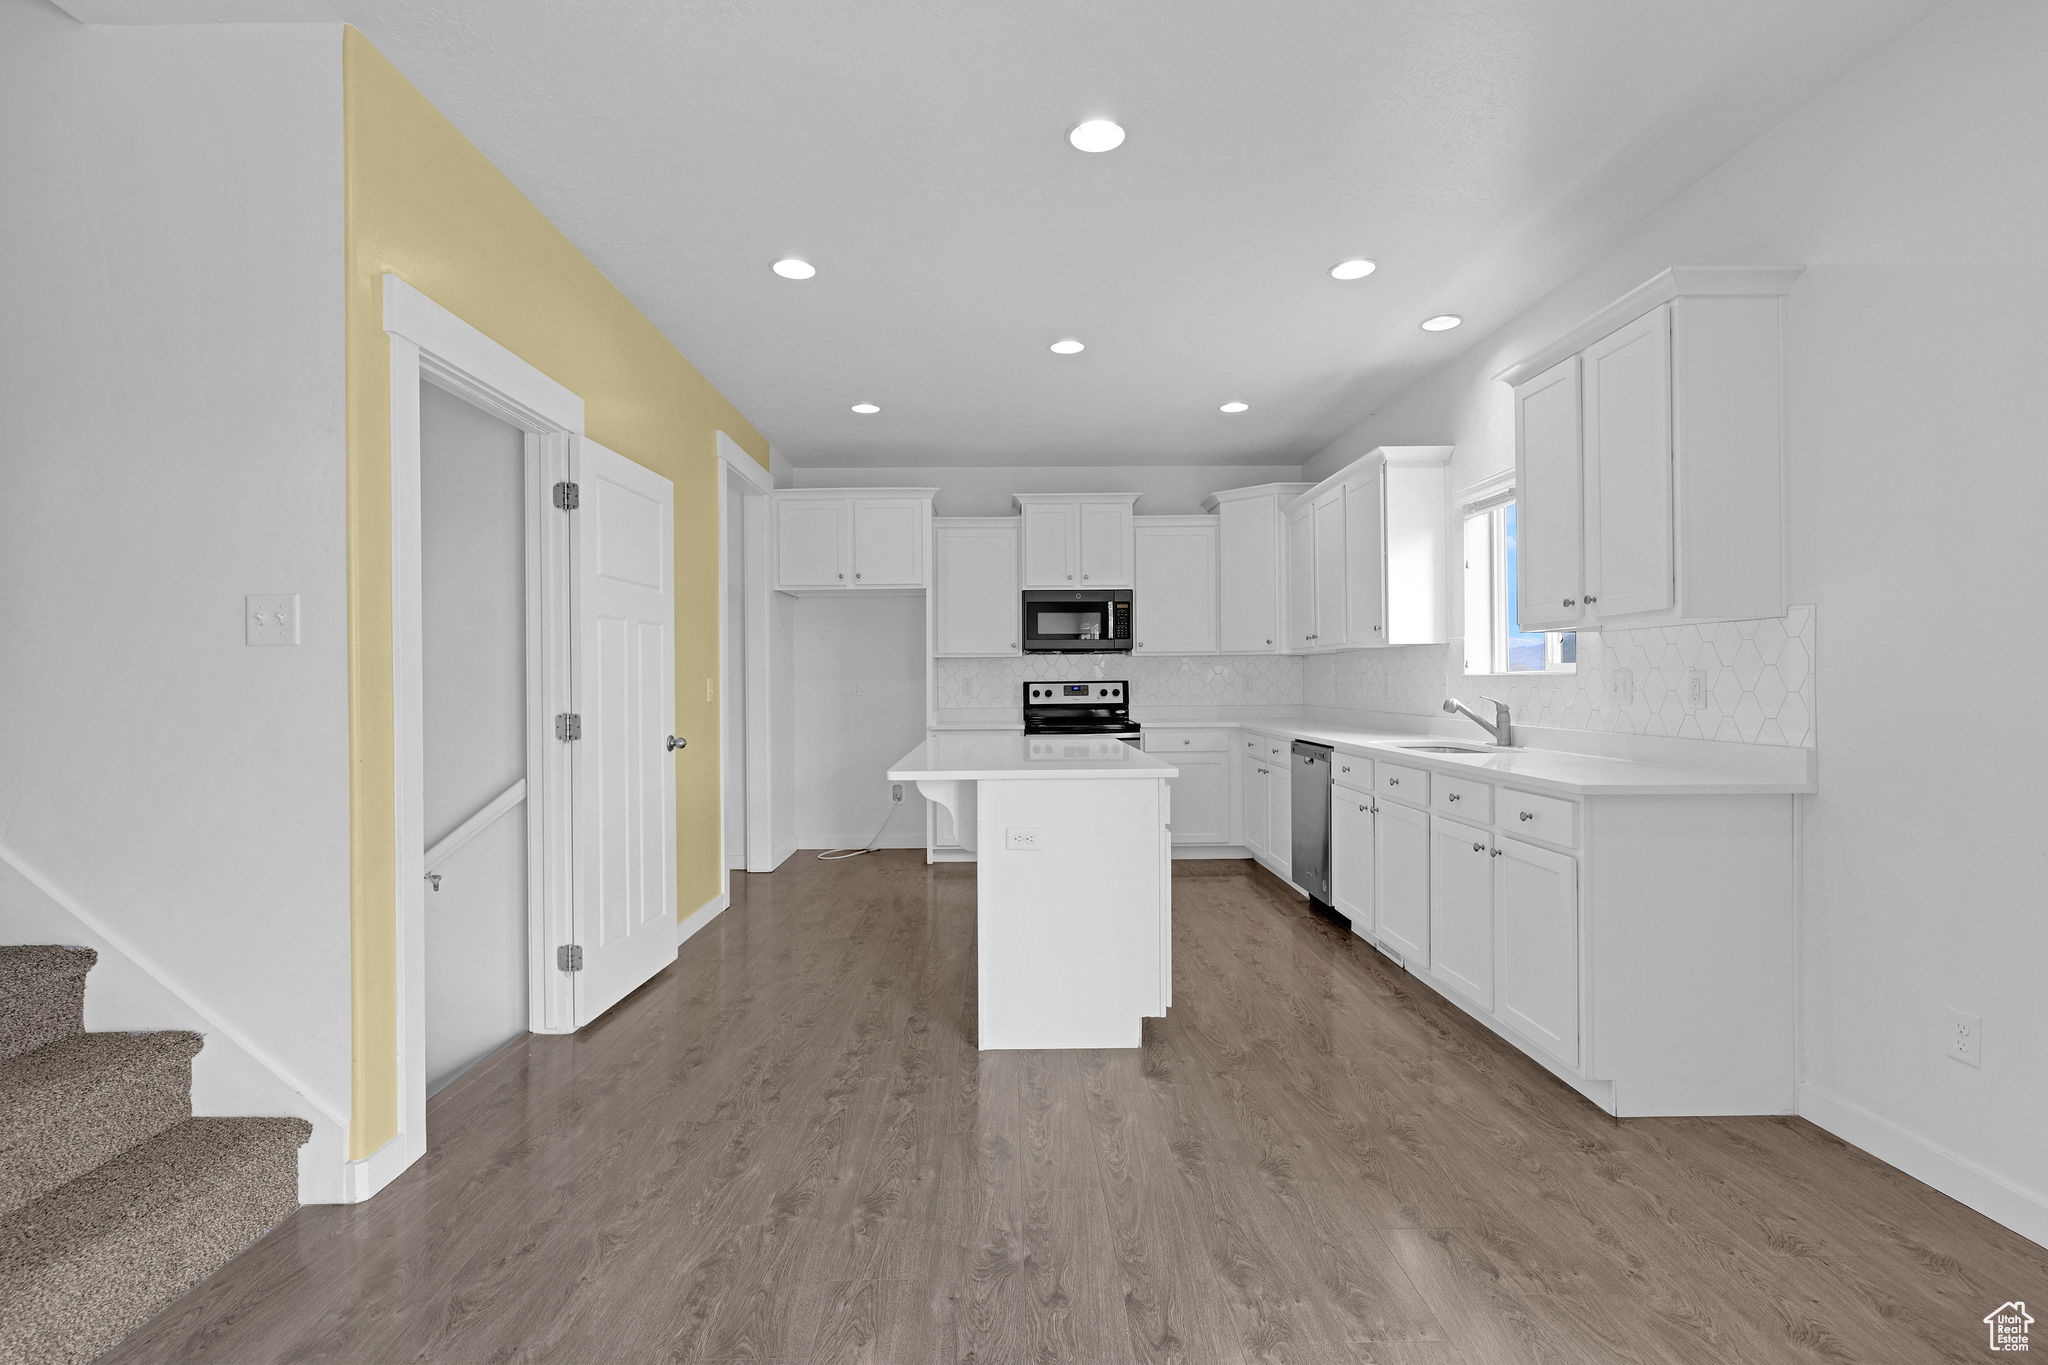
[418,382,530,1097]
[717,431,777,887]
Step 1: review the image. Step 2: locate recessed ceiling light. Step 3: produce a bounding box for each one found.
[1049,338,1086,355]
[1067,119,1126,154]
[850,403,880,414]
[1219,401,1249,413]
[771,257,816,280]
[1420,313,1463,332]
[1328,259,1377,281]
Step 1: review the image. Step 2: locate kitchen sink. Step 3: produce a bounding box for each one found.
[1397,743,1495,754]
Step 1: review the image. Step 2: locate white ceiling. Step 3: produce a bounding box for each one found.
[61,0,1940,467]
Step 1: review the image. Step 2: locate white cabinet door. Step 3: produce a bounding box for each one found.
[933,522,1020,655]
[1216,495,1281,652]
[1332,791,1376,934]
[1343,474,1385,645]
[1021,502,1077,586]
[1514,356,1584,630]
[1374,798,1429,963]
[1285,503,1316,651]
[1581,304,1673,621]
[1495,834,1579,1066]
[1078,502,1133,586]
[1266,757,1292,876]
[775,497,849,587]
[1312,491,1348,649]
[1239,755,1269,856]
[851,498,925,586]
[1429,816,1495,1010]
[1165,752,1228,844]
[1133,521,1218,654]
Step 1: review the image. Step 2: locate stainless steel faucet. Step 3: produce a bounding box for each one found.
[1443,697,1514,747]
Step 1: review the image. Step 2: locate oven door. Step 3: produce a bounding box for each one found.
[1021,591,1132,652]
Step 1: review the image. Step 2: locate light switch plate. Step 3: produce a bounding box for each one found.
[245,594,301,647]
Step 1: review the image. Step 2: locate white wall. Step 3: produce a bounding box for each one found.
[418,382,527,1096]
[789,464,1302,517]
[792,595,928,849]
[0,10,351,1192]
[1305,0,2048,1242]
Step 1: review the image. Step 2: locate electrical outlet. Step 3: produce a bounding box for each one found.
[1947,1007,1981,1068]
[706,678,714,702]
[245,594,300,647]
[1005,826,1042,851]
[890,783,904,803]
[1686,670,1708,711]
[851,681,865,698]
[1608,667,1634,706]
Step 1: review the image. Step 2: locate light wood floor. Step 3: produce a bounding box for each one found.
[103,853,2043,1364]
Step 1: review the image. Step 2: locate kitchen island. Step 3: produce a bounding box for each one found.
[888,733,1176,1049]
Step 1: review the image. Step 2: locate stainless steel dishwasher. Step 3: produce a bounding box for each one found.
[1290,740,1333,905]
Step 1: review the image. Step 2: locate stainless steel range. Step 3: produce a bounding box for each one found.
[1021,680,1139,746]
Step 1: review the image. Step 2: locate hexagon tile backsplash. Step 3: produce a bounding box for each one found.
[937,654,1304,710]
[1304,606,1817,747]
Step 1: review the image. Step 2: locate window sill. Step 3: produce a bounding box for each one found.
[1460,669,1578,680]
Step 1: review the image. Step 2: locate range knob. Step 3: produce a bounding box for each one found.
[1098,687,1109,696]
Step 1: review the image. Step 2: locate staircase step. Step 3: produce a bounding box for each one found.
[0,947,96,1063]
[0,1115,310,1365]
[0,1030,204,1219]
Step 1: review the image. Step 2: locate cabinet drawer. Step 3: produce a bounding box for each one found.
[1145,728,1229,754]
[1432,774,1492,822]
[1497,788,1578,847]
[1377,762,1430,807]
[1332,753,1373,789]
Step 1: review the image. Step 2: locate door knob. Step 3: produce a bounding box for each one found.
[667,735,687,751]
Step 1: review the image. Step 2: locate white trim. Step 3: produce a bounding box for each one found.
[423,779,526,873]
[1495,266,1803,386]
[716,431,778,877]
[340,1133,412,1204]
[718,428,773,493]
[382,274,584,1183]
[1799,1081,2048,1249]
[677,890,727,951]
[1454,468,1515,513]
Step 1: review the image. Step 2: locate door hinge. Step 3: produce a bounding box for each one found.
[553,480,580,511]
[555,712,582,741]
[557,944,584,972]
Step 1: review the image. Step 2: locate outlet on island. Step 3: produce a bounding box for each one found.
[1004,826,1042,851]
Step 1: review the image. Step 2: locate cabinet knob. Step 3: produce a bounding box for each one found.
[1448,792,1461,802]
[1083,574,1090,581]
[1472,841,1486,853]
[1583,594,1597,604]
[1373,625,1381,632]
[1563,597,1575,607]
[1371,805,1380,815]
[1387,777,1399,786]
[1182,739,1191,746]
[1067,574,1074,581]
[1138,642,1145,649]
[1491,848,1504,858]
[1519,810,1534,821]
[855,572,862,580]
[1340,765,1350,773]
[838,573,845,579]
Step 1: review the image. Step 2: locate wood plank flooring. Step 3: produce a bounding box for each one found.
[101,853,2044,1364]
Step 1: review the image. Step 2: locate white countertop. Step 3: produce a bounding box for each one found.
[890,733,1178,781]
[1155,714,1814,796]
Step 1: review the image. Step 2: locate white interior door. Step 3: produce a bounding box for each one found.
[571,437,677,1026]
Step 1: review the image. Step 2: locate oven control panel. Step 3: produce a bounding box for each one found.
[1024,681,1126,705]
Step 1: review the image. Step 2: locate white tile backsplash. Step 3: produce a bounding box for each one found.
[1304,607,1817,747]
[937,654,1303,711]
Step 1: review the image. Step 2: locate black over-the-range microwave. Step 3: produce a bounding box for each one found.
[1021,589,1133,653]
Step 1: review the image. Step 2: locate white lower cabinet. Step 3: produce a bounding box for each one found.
[1428,816,1496,1010]
[1331,787,1376,932]
[1494,833,1579,1067]
[1237,736,1292,878]
[1265,758,1291,878]
[1372,798,1430,963]
[1239,753,1271,857]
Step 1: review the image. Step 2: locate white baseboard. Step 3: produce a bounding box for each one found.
[1799,1080,2048,1248]
[770,836,799,871]
[1171,844,1253,860]
[340,1133,418,1204]
[677,891,726,950]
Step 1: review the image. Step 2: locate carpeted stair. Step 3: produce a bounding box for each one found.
[0,945,310,1365]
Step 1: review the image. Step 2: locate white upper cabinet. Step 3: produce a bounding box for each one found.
[771,489,935,592]
[1502,267,1800,630]
[1514,357,1586,630]
[1132,517,1218,654]
[1015,495,1137,587]
[1279,448,1450,653]
[1205,484,1309,653]
[932,518,1021,655]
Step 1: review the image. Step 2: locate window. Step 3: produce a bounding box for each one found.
[1463,499,1575,675]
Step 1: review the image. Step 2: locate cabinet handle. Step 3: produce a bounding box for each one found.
[838,572,845,579]
[1387,777,1399,786]
[1182,739,1191,746]
[1371,805,1380,815]
[1265,638,1273,645]
[1472,841,1486,853]
[1067,574,1074,581]
[1340,765,1350,773]
[1447,792,1461,802]
[1138,642,1145,649]
[1519,810,1534,821]
[1358,804,1368,812]
[1083,574,1090,581]
[1491,848,1504,858]
[1583,594,1597,604]
[855,572,862,580]
[1562,597,1575,607]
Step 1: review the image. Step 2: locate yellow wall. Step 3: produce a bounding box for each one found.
[343,28,768,1157]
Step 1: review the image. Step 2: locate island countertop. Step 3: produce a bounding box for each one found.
[889,733,1179,781]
